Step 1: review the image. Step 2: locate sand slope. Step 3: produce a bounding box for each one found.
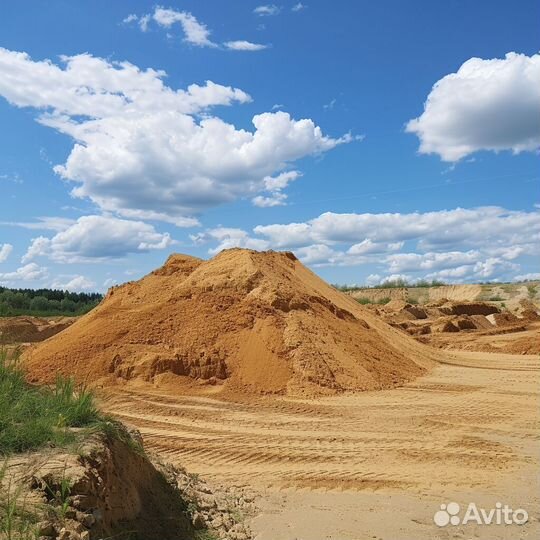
[24,249,436,396]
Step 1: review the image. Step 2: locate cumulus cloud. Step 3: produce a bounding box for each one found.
[22,215,174,263]
[406,52,540,161]
[50,275,96,292]
[254,5,281,16]
[191,227,269,254]
[385,250,482,273]
[0,48,350,224]
[348,239,403,256]
[294,244,342,265]
[0,263,48,284]
[194,206,540,282]
[0,243,13,263]
[292,3,307,12]
[252,170,301,207]
[254,206,540,251]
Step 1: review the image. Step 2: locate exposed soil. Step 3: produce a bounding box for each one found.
[102,350,540,540]
[0,316,75,344]
[369,296,540,356]
[1,427,255,540]
[23,249,436,397]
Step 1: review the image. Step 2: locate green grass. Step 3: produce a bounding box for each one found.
[0,348,102,456]
[489,295,504,301]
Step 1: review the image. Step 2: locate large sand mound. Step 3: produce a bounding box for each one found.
[24,249,436,396]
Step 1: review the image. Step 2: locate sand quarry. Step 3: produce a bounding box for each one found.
[22,249,540,540]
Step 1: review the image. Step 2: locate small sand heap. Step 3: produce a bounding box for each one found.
[0,316,75,344]
[24,249,435,396]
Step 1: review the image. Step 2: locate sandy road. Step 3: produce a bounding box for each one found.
[103,351,540,539]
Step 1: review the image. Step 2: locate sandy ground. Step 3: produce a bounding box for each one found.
[426,321,540,354]
[102,349,540,540]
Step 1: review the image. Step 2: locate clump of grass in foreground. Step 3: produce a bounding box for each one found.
[0,348,102,456]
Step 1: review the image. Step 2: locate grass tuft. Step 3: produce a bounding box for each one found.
[0,348,102,456]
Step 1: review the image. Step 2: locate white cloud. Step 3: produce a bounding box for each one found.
[294,244,341,265]
[385,250,482,273]
[348,239,403,256]
[195,206,539,282]
[472,258,519,280]
[191,227,269,254]
[0,263,48,284]
[514,272,540,282]
[292,3,307,12]
[122,14,138,24]
[0,243,13,263]
[128,7,268,52]
[252,170,301,207]
[365,273,382,286]
[22,215,174,263]
[1,217,75,232]
[103,278,118,287]
[224,41,268,51]
[152,7,217,47]
[254,207,540,251]
[380,274,413,284]
[323,98,336,110]
[139,14,151,32]
[252,193,288,207]
[254,5,281,16]
[0,48,350,224]
[406,52,540,161]
[0,173,22,184]
[50,275,96,292]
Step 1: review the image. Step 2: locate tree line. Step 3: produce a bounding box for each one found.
[0,287,103,316]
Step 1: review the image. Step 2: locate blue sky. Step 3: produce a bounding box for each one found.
[0,0,539,291]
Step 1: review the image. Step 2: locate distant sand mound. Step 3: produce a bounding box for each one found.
[0,316,75,344]
[24,250,436,396]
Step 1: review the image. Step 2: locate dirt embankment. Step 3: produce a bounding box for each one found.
[1,427,254,540]
[348,284,483,304]
[24,249,437,397]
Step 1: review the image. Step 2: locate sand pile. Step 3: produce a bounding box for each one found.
[24,249,436,396]
[0,316,75,344]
